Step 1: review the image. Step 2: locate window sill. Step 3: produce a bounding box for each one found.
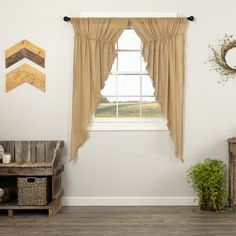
[88,118,168,131]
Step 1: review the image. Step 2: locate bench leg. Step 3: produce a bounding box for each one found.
[8,209,14,217]
[48,209,53,217]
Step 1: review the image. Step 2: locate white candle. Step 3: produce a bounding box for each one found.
[2,153,11,164]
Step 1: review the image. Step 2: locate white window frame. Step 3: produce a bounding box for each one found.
[89,117,168,131]
[83,12,177,131]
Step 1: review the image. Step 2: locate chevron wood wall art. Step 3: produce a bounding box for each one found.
[5,40,46,92]
[5,40,45,68]
[6,64,45,92]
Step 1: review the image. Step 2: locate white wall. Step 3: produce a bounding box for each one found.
[1,0,236,205]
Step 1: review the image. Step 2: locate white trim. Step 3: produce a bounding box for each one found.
[62,197,197,206]
[79,12,178,17]
[90,118,168,131]
[93,118,163,123]
[88,121,168,131]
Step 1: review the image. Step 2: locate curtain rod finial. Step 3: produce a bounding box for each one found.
[187,16,194,21]
[64,16,71,22]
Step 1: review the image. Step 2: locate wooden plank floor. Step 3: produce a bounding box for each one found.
[1,206,236,236]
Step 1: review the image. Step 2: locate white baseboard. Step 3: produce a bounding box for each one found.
[62,196,197,206]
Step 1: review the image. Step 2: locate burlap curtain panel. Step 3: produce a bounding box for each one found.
[70,17,187,161]
[131,18,187,161]
[70,18,128,160]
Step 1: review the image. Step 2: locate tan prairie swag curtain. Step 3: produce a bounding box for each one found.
[70,18,129,160]
[70,17,188,161]
[131,18,187,161]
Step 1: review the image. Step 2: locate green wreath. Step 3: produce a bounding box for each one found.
[208,34,236,83]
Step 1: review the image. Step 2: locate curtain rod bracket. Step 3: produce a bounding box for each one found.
[63,16,195,22]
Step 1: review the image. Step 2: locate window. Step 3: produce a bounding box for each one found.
[90,28,167,131]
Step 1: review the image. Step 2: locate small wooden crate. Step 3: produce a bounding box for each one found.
[18,177,50,206]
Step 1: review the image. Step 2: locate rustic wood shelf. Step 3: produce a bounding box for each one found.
[228,137,236,209]
[0,140,64,217]
[0,201,54,216]
[0,201,51,209]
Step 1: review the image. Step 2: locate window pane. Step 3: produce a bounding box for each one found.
[142,75,155,96]
[142,96,156,102]
[141,97,161,118]
[118,97,140,118]
[101,75,116,96]
[118,52,140,72]
[96,29,162,121]
[118,29,141,50]
[117,75,140,96]
[95,97,117,118]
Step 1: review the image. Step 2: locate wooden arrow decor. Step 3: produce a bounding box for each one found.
[6,64,45,92]
[5,40,45,68]
[5,40,46,92]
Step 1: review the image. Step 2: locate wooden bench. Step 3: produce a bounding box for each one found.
[0,140,64,216]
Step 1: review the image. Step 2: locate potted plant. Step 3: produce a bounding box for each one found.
[187,159,227,211]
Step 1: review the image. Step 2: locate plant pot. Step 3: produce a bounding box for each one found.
[200,203,215,211]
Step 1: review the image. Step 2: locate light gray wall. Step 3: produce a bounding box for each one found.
[1,0,236,201]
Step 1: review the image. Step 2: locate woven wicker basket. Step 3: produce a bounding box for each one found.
[18,177,49,206]
[0,187,11,203]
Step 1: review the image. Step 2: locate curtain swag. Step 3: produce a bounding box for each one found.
[70,17,188,162]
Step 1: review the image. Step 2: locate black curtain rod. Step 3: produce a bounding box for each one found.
[63,16,195,22]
